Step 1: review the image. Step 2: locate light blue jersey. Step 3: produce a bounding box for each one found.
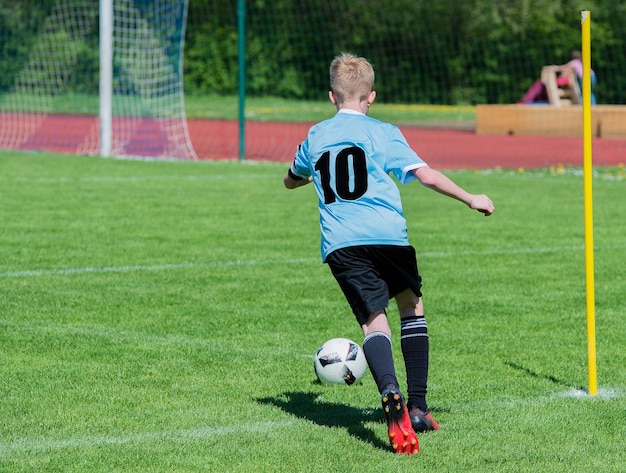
[290,109,427,261]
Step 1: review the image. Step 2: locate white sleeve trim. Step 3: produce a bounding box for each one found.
[400,162,428,184]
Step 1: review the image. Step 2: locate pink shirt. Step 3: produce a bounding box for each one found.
[570,59,584,78]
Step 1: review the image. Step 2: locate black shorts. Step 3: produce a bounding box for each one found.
[325,245,422,326]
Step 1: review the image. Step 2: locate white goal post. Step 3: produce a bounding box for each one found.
[1,0,196,160]
[100,0,113,157]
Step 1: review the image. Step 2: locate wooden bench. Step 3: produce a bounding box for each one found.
[476,105,626,138]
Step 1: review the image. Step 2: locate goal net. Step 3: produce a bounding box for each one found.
[0,0,196,159]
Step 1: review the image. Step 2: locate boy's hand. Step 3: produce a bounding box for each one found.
[470,195,495,216]
[284,172,313,189]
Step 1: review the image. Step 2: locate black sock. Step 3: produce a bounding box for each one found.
[401,315,429,412]
[362,331,398,394]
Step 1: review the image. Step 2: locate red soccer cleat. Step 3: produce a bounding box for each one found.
[381,386,419,455]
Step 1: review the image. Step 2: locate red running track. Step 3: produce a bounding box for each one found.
[188,119,626,169]
[1,113,624,169]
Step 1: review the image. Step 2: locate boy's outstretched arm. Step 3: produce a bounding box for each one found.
[413,166,495,216]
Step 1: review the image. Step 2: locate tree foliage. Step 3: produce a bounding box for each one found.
[1,0,624,104]
[183,0,625,104]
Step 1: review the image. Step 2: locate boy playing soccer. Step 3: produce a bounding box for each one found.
[284,53,494,455]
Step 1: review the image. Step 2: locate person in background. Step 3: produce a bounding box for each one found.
[552,50,597,104]
[518,50,597,105]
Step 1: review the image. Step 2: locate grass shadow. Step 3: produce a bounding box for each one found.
[255,390,390,452]
[504,360,586,391]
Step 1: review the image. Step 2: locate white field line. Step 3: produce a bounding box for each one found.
[447,387,626,420]
[3,173,283,184]
[0,421,294,456]
[1,387,623,457]
[0,317,307,355]
[0,258,317,278]
[0,245,596,279]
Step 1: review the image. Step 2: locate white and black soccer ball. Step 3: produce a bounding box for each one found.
[313,338,367,385]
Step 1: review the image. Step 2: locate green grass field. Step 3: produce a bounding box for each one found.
[0,92,476,127]
[183,95,476,128]
[0,151,624,472]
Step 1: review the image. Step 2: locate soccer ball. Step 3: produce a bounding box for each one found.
[313,338,367,385]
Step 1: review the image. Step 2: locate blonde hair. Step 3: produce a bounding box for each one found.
[329,52,375,104]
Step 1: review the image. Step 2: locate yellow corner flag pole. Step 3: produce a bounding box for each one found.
[581,10,598,396]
